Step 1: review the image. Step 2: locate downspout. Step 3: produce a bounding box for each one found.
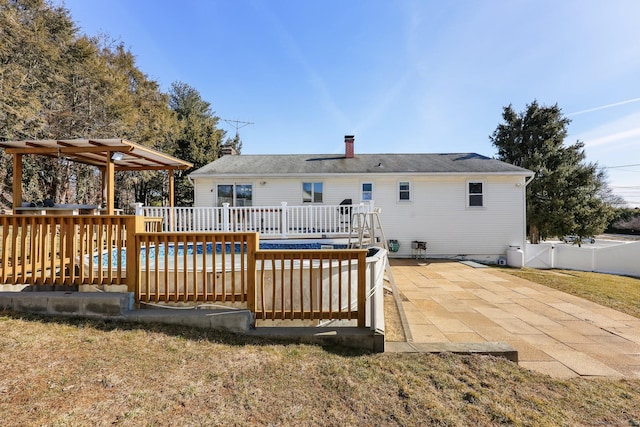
[522,174,534,266]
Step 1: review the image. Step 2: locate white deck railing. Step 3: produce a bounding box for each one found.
[136,202,374,237]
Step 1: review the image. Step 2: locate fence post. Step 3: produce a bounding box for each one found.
[1,216,10,283]
[222,203,230,232]
[133,202,144,216]
[125,215,145,299]
[246,232,259,317]
[281,202,287,239]
[357,250,367,328]
[368,257,376,331]
[169,207,176,232]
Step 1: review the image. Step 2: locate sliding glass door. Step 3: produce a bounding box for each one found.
[217,184,253,207]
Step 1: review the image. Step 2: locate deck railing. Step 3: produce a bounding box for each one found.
[135,231,257,304]
[0,215,138,287]
[253,249,367,327]
[136,202,373,237]
[0,215,374,328]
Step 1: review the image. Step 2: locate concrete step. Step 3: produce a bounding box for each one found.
[125,307,253,334]
[385,341,518,363]
[247,327,384,353]
[0,292,253,334]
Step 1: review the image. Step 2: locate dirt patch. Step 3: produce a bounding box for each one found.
[384,289,406,342]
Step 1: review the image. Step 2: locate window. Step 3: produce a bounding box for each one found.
[467,181,484,207]
[398,181,411,201]
[217,184,253,207]
[302,182,323,203]
[362,183,373,201]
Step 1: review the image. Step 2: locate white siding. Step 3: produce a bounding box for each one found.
[194,178,215,206]
[195,177,363,207]
[371,175,526,259]
[193,174,527,260]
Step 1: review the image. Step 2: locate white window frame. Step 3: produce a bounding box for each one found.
[361,182,373,201]
[467,180,485,208]
[302,182,324,203]
[398,181,412,202]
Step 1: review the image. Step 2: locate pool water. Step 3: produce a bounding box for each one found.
[91,241,348,268]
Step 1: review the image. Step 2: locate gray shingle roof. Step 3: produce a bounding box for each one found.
[189,153,533,177]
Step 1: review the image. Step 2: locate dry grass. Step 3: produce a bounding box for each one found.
[383,289,406,342]
[499,267,640,319]
[1,312,639,426]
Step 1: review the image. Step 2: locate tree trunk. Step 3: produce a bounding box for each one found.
[529,224,540,244]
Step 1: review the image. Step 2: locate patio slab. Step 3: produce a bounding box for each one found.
[387,259,640,379]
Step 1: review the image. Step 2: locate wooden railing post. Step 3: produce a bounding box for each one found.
[1,216,10,283]
[246,232,259,315]
[125,215,145,296]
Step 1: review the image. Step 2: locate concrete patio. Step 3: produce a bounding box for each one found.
[386,259,640,379]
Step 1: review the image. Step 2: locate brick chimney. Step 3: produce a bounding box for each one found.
[219,144,237,156]
[344,135,354,158]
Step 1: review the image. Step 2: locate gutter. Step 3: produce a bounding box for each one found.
[189,171,536,179]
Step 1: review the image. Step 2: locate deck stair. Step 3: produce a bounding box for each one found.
[348,210,396,290]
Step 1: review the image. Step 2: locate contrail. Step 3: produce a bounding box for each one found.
[567,97,640,116]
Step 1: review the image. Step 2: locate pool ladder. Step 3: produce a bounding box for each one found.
[349,209,395,290]
[349,209,386,250]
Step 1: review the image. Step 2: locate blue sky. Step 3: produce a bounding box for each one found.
[57,0,640,207]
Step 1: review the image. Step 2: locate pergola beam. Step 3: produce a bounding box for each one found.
[116,166,190,171]
[4,139,193,213]
[5,146,134,155]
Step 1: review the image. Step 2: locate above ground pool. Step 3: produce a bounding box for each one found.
[91,239,350,269]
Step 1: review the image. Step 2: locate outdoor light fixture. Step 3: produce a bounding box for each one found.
[111,152,124,161]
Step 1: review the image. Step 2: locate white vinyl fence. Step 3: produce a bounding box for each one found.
[135,202,372,238]
[525,242,640,277]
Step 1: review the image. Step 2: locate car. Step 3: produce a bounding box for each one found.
[562,235,595,244]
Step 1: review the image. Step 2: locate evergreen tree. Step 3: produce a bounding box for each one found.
[490,101,614,244]
[168,81,225,206]
[0,0,180,208]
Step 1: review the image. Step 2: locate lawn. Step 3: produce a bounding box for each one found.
[498,267,640,319]
[1,313,639,426]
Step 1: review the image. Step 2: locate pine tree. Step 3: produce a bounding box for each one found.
[0,0,181,208]
[490,101,614,244]
[168,81,225,206]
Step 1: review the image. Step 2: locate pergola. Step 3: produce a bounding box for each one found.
[0,138,193,215]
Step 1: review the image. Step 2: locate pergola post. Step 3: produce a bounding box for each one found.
[12,154,22,209]
[168,169,175,207]
[105,157,115,215]
[99,165,106,207]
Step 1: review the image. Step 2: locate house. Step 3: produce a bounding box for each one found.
[189,135,534,261]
